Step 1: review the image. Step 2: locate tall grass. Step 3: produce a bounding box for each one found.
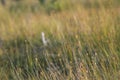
[0,0,120,80]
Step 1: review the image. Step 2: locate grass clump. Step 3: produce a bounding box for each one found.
[0,0,120,80]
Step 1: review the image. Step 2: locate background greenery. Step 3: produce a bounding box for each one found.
[0,0,120,80]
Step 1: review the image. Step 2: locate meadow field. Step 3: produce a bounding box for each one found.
[0,0,120,80]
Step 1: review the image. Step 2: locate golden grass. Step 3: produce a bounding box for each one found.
[0,1,120,79]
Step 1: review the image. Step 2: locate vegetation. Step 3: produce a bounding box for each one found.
[0,0,120,80]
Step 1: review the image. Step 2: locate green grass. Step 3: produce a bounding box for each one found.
[0,0,120,80]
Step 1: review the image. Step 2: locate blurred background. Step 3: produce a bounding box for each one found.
[0,0,120,13]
